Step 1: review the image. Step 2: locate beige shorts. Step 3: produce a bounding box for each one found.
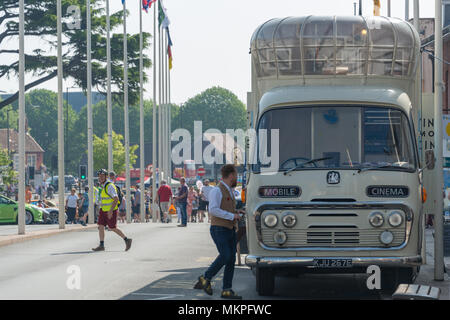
[160,202,170,213]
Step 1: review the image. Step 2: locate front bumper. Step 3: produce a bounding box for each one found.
[245,255,422,268]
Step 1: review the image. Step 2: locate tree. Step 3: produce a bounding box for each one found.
[0,0,152,110]
[173,86,246,134]
[0,104,18,130]
[93,131,138,174]
[0,149,17,186]
[24,89,77,173]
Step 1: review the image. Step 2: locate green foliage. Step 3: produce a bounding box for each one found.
[0,86,247,176]
[0,0,152,109]
[93,131,138,174]
[0,149,17,186]
[24,89,78,173]
[173,86,246,134]
[0,106,18,130]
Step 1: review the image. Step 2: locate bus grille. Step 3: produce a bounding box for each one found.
[261,228,405,248]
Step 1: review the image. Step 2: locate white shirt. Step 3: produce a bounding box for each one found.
[208,181,235,221]
[201,185,214,201]
[66,194,78,208]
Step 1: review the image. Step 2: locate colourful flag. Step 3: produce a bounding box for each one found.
[166,27,173,47]
[168,45,173,70]
[166,28,173,70]
[158,0,170,28]
[121,0,125,4]
[142,0,156,13]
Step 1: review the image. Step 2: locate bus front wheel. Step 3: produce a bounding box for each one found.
[256,267,275,296]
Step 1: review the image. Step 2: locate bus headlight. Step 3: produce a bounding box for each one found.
[282,213,297,228]
[274,231,287,245]
[388,211,403,227]
[264,214,278,228]
[369,212,384,227]
[380,231,394,245]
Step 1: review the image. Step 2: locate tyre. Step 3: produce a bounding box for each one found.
[25,210,34,225]
[50,211,59,224]
[256,267,275,296]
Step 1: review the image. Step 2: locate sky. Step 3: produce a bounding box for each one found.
[0,0,436,105]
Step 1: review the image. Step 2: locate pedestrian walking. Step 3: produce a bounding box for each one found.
[133,185,141,222]
[157,180,173,223]
[174,187,181,223]
[78,186,89,226]
[187,186,198,223]
[118,192,127,223]
[92,169,132,252]
[25,185,32,204]
[191,188,200,223]
[198,179,213,223]
[194,164,244,300]
[145,190,151,222]
[175,177,188,227]
[65,189,79,224]
[46,184,54,199]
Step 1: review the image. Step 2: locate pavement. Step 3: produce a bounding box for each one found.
[0,224,97,248]
[0,222,449,300]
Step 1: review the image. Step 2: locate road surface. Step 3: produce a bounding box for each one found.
[0,222,448,300]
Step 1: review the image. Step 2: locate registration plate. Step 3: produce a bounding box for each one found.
[313,258,353,268]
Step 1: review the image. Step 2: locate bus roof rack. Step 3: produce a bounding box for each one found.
[251,16,419,79]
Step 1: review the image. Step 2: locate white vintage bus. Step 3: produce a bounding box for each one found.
[244,16,430,296]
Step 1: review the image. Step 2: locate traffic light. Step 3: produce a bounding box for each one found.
[29,166,35,180]
[79,165,87,180]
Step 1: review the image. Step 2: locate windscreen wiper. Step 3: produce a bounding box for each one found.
[357,164,412,174]
[283,157,332,176]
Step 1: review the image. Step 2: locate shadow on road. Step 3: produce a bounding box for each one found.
[120,265,383,300]
[51,251,96,255]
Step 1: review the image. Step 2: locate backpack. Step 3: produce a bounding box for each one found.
[104,182,122,206]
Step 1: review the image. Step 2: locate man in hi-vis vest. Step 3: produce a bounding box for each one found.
[194,164,245,300]
[92,169,132,252]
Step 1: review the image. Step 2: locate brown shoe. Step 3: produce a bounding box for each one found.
[92,245,105,252]
[197,275,213,296]
[221,290,242,300]
[125,238,132,251]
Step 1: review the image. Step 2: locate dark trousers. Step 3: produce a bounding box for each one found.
[179,202,187,225]
[66,207,77,223]
[205,226,237,290]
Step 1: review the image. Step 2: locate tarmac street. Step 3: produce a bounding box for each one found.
[0,223,448,300]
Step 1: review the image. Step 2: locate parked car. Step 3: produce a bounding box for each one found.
[0,195,43,224]
[30,200,66,224]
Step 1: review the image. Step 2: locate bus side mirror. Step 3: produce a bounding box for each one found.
[425,149,436,170]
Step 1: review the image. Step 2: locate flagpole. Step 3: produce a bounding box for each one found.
[87,0,95,225]
[151,0,157,223]
[158,23,163,185]
[57,0,65,230]
[123,0,132,224]
[162,30,167,182]
[18,0,26,234]
[168,49,172,183]
[139,0,145,223]
[164,31,169,182]
[106,0,113,173]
